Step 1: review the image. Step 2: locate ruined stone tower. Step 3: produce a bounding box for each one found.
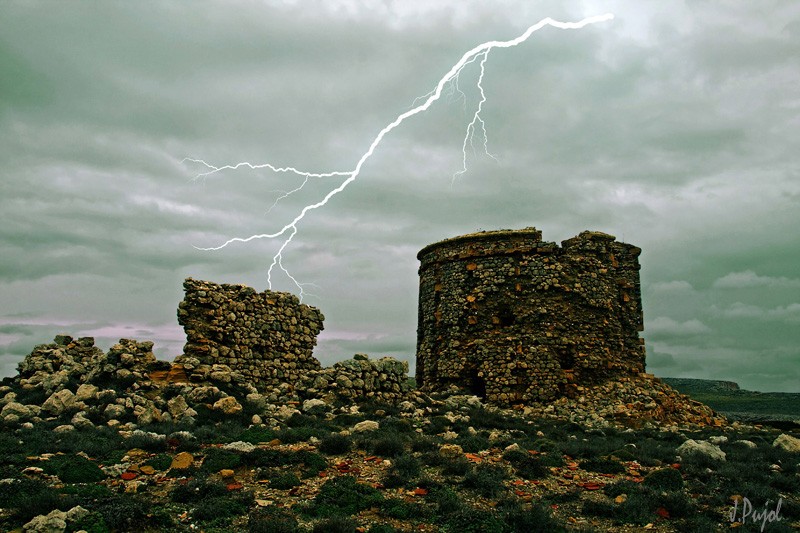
[415,228,645,405]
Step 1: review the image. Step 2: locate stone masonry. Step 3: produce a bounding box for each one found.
[177,278,324,389]
[416,228,646,405]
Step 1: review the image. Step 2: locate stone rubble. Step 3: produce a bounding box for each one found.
[0,271,728,438]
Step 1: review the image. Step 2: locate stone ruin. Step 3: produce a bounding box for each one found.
[174,278,410,402]
[2,239,727,429]
[416,227,647,405]
[176,278,325,385]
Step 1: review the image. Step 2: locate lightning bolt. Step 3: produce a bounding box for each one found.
[186,14,614,296]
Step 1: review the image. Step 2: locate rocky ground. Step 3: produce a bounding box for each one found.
[0,336,798,532]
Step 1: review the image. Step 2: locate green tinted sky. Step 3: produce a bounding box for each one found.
[1,1,798,391]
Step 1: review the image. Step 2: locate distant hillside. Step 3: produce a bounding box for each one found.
[661,377,740,394]
[662,377,800,428]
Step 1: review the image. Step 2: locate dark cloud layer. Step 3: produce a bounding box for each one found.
[1,1,798,391]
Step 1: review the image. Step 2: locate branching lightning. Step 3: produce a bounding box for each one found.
[185,14,614,297]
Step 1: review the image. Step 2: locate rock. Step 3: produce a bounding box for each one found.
[167,395,190,418]
[504,443,521,453]
[74,383,99,403]
[733,440,758,449]
[65,505,89,523]
[170,452,194,470]
[708,435,728,445]
[352,420,380,432]
[212,396,242,415]
[773,433,800,453]
[219,469,235,478]
[251,414,262,425]
[53,334,73,346]
[302,398,326,412]
[439,444,464,459]
[442,431,458,441]
[187,386,222,404]
[23,509,67,532]
[135,404,162,425]
[71,412,94,429]
[223,441,257,453]
[676,439,726,462]
[42,389,76,416]
[274,405,299,421]
[103,403,126,420]
[245,393,267,412]
[53,424,75,433]
[2,401,37,421]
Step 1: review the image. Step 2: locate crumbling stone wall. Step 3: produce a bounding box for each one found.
[177,278,324,390]
[416,228,646,405]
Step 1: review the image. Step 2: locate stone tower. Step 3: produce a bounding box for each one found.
[415,228,645,405]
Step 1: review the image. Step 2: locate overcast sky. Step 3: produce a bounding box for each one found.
[1,1,799,392]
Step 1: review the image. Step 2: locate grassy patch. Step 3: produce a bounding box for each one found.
[303,475,384,518]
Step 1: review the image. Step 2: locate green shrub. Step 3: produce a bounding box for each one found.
[503,449,547,480]
[305,475,384,517]
[659,490,695,518]
[380,417,414,434]
[426,486,463,517]
[192,419,249,443]
[603,479,642,498]
[455,434,490,453]
[245,448,294,468]
[311,515,357,533]
[248,506,300,533]
[500,499,566,533]
[171,478,228,504]
[41,454,106,483]
[462,464,508,498]
[614,490,661,525]
[271,472,301,490]
[69,510,110,533]
[609,448,636,461]
[635,438,677,466]
[582,499,615,518]
[319,433,352,455]
[143,453,173,471]
[381,498,423,519]
[192,490,254,524]
[411,436,439,453]
[0,478,77,522]
[391,454,421,478]
[297,451,328,478]
[200,448,242,473]
[440,455,470,477]
[239,426,277,444]
[529,438,559,454]
[427,416,451,434]
[538,453,564,468]
[124,431,167,452]
[443,506,505,533]
[97,495,167,531]
[279,426,329,444]
[643,468,684,491]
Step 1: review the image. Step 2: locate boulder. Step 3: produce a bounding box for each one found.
[773,433,800,453]
[42,389,76,416]
[170,452,194,470]
[352,420,379,432]
[676,439,726,462]
[212,396,242,415]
